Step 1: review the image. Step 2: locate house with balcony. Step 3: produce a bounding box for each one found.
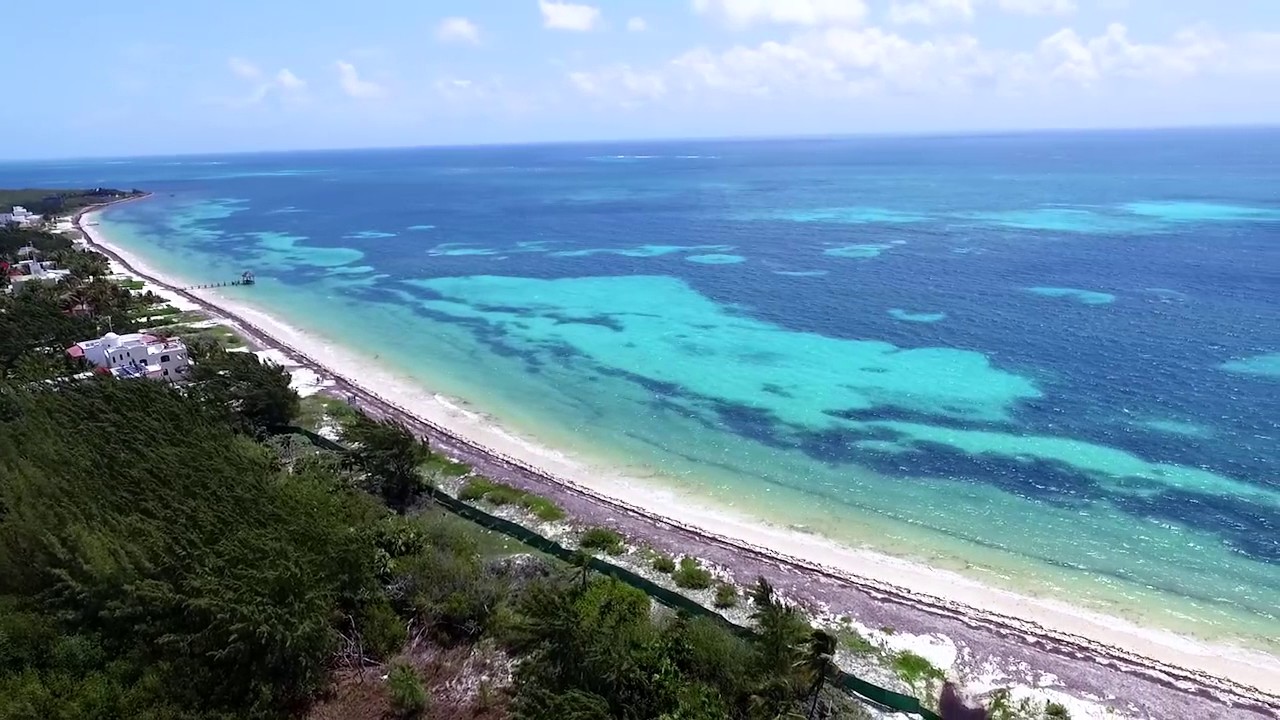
[66,332,191,381]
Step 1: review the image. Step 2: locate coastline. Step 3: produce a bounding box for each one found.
[76,201,1280,715]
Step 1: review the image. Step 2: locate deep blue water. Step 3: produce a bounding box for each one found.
[3,128,1278,641]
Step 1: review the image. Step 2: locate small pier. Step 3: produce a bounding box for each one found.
[181,271,255,291]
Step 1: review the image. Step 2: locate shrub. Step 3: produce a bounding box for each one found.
[358,597,407,660]
[672,557,713,590]
[458,477,495,501]
[521,494,567,522]
[458,478,566,522]
[1045,701,1072,719]
[651,554,676,574]
[891,650,945,690]
[579,527,625,555]
[713,583,738,608]
[387,662,428,718]
[421,454,471,478]
[839,628,877,655]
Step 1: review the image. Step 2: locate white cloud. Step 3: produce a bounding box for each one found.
[220,60,306,107]
[1039,23,1224,86]
[888,0,974,25]
[996,0,1076,16]
[539,0,602,31]
[228,57,262,80]
[566,20,1259,109]
[435,77,491,103]
[627,16,648,32]
[811,27,996,90]
[335,60,387,99]
[437,16,481,44]
[569,65,668,106]
[671,41,846,95]
[275,69,306,91]
[692,0,869,27]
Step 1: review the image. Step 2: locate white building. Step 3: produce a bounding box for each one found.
[67,332,191,381]
[7,259,71,288]
[0,206,43,227]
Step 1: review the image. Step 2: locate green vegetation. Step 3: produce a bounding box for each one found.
[651,552,677,574]
[510,575,865,719]
[188,343,300,434]
[458,476,567,522]
[297,392,361,431]
[891,650,946,695]
[1045,701,1072,719]
[339,410,432,513]
[986,690,1075,720]
[421,453,472,478]
[1,225,72,258]
[835,625,878,656]
[0,187,143,215]
[579,526,626,555]
[0,380,382,718]
[387,663,429,718]
[714,583,739,608]
[130,303,182,319]
[161,321,247,349]
[1,282,147,383]
[115,277,145,290]
[673,556,715,589]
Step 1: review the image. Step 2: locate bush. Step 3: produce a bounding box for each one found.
[839,628,877,655]
[422,454,471,477]
[713,583,738,608]
[1045,701,1072,719]
[357,597,407,661]
[458,478,566,522]
[387,662,428,718]
[672,557,713,590]
[0,380,382,717]
[891,650,945,690]
[457,476,496,501]
[651,554,676,574]
[579,527,625,555]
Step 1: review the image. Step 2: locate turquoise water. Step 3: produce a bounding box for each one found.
[6,129,1278,648]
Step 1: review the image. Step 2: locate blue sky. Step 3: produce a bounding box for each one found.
[4,0,1279,158]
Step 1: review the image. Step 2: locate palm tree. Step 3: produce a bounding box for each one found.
[749,578,812,716]
[803,630,837,720]
[570,550,593,590]
[59,284,94,317]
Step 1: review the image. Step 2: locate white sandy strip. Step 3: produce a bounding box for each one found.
[79,209,1280,701]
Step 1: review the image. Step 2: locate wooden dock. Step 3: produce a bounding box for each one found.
[181,271,255,291]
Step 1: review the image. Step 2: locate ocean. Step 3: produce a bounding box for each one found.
[4,128,1278,649]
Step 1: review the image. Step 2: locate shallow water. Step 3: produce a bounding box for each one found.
[5,128,1278,647]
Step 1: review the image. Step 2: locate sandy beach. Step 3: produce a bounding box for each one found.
[77,202,1280,718]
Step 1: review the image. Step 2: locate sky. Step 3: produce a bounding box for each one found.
[4,0,1280,159]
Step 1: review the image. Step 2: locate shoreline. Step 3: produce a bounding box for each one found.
[75,200,1280,716]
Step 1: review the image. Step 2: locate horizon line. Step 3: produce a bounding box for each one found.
[5,121,1279,165]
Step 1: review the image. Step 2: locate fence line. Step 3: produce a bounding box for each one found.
[278,425,943,720]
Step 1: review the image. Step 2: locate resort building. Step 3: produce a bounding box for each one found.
[0,206,43,227]
[66,332,191,381]
[7,259,72,289]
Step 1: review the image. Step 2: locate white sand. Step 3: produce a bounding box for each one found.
[79,208,1280,702]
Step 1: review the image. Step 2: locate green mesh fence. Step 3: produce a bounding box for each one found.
[281,426,942,720]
